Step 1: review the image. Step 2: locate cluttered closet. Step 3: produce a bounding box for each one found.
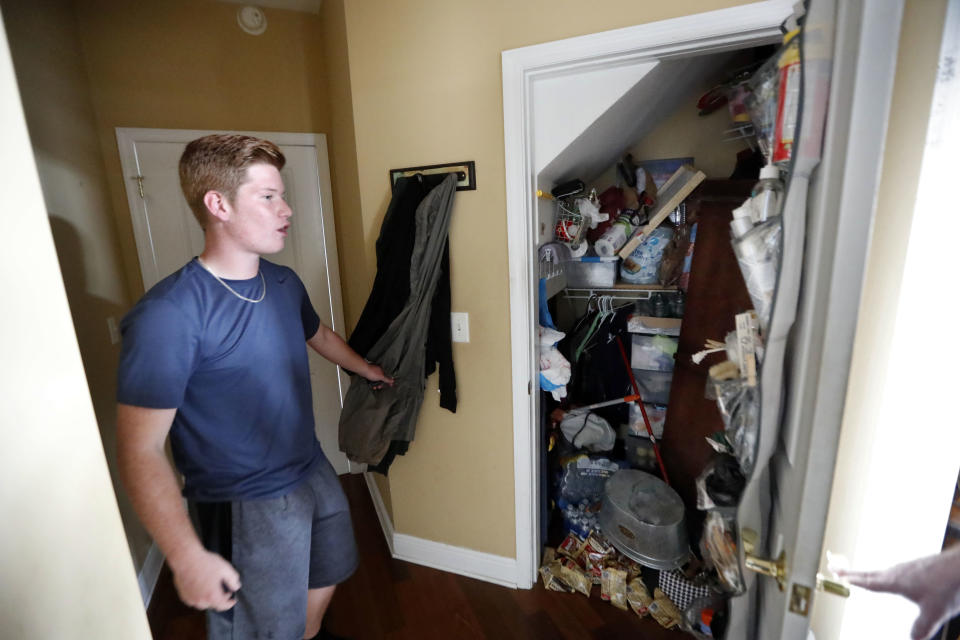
[527,3,835,637]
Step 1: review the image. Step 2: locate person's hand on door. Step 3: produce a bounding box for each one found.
[835,545,960,640]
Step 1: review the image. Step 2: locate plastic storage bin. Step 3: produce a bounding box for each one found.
[624,435,657,471]
[630,402,667,438]
[563,257,618,288]
[633,369,673,405]
[631,335,678,372]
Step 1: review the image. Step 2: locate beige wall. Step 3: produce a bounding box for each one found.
[0,4,149,634]
[811,0,949,636]
[591,72,751,191]
[338,0,752,556]
[625,89,743,180]
[1,0,150,568]
[321,0,367,331]
[74,0,332,302]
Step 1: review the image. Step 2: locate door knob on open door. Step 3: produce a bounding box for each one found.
[741,528,787,591]
[816,573,850,598]
[745,550,788,591]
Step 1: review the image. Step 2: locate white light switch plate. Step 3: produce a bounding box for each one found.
[451,312,469,343]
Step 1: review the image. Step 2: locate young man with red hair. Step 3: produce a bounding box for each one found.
[117,134,390,640]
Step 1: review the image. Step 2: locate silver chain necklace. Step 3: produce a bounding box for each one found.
[196,257,266,303]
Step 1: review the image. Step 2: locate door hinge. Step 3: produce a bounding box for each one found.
[528,380,532,395]
[132,175,145,198]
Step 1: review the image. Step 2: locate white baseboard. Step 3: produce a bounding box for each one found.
[363,471,395,555]
[138,542,164,607]
[363,472,519,588]
[392,534,519,588]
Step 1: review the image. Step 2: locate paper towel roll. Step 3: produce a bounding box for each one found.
[596,223,628,256]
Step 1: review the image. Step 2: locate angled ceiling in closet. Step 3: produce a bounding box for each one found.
[534,51,736,187]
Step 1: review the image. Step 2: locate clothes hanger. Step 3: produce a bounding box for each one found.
[599,295,615,326]
[577,296,617,360]
[574,305,604,362]
[569,293,598,337]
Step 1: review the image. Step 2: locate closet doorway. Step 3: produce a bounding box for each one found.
[502,1,905,638]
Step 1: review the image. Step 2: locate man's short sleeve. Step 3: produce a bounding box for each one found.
[117,298,201,408]
[299,279,321,340]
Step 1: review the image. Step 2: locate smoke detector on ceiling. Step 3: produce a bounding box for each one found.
[237,6,267,35]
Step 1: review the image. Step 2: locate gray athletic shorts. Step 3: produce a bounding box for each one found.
[190,457,358,640]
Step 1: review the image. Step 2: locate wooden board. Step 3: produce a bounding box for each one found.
[618,164,706,264]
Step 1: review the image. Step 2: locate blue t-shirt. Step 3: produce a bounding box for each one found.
[117,258,324,501]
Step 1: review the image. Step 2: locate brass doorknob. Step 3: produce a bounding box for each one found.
[816,573,850,598]
[745,549,788,591]
[741,528,787,591]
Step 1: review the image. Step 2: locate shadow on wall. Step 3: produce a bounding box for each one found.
[47,215,151,568]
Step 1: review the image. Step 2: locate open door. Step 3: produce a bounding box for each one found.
[115,128,354,475]
[727,1,905,637]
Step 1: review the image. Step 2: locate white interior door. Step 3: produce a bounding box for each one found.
[727,1,905,638]
[115,128,353,475]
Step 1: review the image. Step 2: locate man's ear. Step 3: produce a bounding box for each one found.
[203,190,231,223]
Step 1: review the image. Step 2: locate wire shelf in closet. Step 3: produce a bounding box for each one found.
[564,283,677,301]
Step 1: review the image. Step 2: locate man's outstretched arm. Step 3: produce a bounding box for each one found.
[307,324,394,387]
[837,545,960,640]
[117,404,240,611]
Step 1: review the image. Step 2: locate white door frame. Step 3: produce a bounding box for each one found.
[501,0,795,589]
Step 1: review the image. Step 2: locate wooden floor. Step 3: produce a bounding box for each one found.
[148,474,691,639]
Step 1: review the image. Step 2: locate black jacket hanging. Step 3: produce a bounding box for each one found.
[340,175,458,471]
[347,174,457,413]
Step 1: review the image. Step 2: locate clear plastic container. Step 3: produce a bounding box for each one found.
[732,216,782,332]
[631,335,678,372]
[752,164,783,222]
[564,256,618,287]
[633,369,673,405]
[629,402,667,438]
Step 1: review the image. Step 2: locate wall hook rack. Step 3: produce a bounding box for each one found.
[389,160,476,191]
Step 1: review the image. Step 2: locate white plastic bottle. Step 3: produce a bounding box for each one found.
[753,164,784,222]
[730,202,755,238]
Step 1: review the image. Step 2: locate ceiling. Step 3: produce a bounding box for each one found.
[215,0,322,14]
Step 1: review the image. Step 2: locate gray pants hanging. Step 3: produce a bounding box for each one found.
[338,174,457,465]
